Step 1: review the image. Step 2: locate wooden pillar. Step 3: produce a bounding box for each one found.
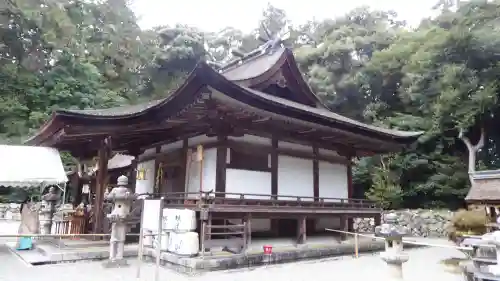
[271,138,279,236]
[347,157,353,199]
[71,162,84,206]
[374,214,382,227]
[296,216,307,245]
[243,213,252,250]
[313,146,319,200]
[180,139,188,193]
[339,215,349,241]
[346,156,354,232]
[93,137,111,235]
[127,148,141,193]
[153,146,161,194]
[129,159,138,192]
[311,146,320,235]
[204,211,212,252]
[215,135,227,195]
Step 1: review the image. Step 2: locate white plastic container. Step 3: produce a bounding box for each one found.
[167,232,176,252]
[168,232,199,256]
[153,232,169,251]
[162,208,196,232]
[162,208,176,230]
[143,229,153,248]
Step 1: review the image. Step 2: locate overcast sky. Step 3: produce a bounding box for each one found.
[131,0,440,32]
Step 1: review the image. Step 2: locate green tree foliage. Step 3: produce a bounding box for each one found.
[365,156,403,209]
[2,0,500,208]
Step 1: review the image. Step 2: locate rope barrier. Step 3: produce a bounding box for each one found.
[325,228,473,251]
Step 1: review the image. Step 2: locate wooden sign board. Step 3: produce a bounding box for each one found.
[142,199,162,231]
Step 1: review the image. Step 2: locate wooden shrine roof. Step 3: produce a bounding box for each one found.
[221,47,284,81]
[62,99,163,117]
[26,44,423,157]
[466,170,500,202]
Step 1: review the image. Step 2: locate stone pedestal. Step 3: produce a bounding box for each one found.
[375,213,409,281]
[102,175,137,268]
[39,187,59,235]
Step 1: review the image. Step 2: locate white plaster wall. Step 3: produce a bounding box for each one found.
[225,169,272,199]
[318,161,348,202]
[185,147,217,198]
[277,155,314,201]
[203,148,217,192]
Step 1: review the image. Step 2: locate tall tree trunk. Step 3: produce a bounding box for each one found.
[459,127,485,183]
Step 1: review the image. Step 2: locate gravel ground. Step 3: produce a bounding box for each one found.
[0,240,466,281]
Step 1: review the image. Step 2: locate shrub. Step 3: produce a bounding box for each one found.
[447,209,488,244]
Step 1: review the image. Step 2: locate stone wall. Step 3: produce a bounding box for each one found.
[0,203,21,220]
[353,209,454,238]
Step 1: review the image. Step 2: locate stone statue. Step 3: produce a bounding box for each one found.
[103,175,137,268]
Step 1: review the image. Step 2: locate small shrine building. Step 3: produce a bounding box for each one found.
[27,39,422,244]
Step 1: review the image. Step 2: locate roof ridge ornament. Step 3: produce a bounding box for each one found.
[207,23,290,72]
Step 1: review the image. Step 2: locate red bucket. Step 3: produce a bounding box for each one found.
[263,245,273,255]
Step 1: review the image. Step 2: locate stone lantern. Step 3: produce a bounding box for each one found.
[39,186,59,235]
[375,213,409,281]
[102,175,137,268]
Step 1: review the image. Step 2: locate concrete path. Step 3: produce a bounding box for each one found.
[0,240,466,281]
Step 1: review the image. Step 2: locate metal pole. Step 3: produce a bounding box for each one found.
[354,233,359,258]
[154,198,164,281]
[201,211,206,259]
[61,183,67,205]
[136,199,145,279]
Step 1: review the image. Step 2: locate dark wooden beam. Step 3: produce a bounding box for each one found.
[153,146,161,193]
[313,145,319,201]
[271,137,280,237]
[271,138,278,199]
[296,216,307,245]
[347,156,353,199]
[179,139,189,193]
[93,136,111,236]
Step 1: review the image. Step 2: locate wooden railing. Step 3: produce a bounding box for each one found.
[141,191,379,211]
[201,222,248,257]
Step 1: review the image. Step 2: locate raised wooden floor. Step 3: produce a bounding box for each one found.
[150,191,381,217]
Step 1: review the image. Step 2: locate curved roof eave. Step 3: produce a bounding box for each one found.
[26,60,423,146]
[25,63,210,145]
[281,49,330,110]
[205,68,424,143]
[221,47,328,109]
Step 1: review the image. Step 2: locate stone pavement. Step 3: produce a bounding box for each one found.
[0,240,465,281]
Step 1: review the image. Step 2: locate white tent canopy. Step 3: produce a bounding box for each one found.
[0,145,68,188]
